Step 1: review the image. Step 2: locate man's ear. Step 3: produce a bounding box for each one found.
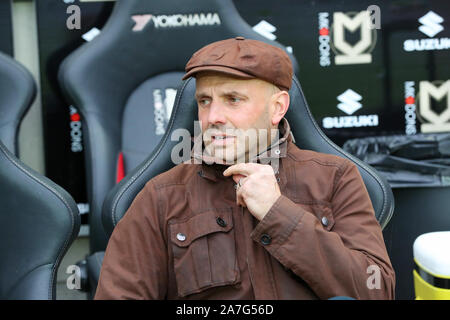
[271,91,290,126]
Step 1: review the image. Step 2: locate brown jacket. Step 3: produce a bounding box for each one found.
[95,121,395,300]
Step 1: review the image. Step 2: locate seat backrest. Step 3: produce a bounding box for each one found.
[102,75,395,239]
[58,0,298,253]
[0,141,80,299]
[0,52,36,156]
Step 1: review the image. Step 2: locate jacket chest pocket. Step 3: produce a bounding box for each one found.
[169,208,240,297]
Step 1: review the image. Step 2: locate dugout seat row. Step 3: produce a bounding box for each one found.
[0,0,395,299]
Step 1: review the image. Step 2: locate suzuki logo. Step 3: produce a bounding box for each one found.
[337,89,362,115]
[403,11,450,51]
[419,11,444,38]
[324,89,377,129]
[253,20,277,41]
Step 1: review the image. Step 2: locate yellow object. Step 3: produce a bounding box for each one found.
[413,232,450,300]
[413,269,450,300]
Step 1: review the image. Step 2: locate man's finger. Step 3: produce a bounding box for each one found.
[232,174,246,184]
[236,183,247,207]
[223,163,261,177]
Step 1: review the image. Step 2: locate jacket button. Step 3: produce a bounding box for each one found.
[216,217,227,227]
[176,233,186,242]
[321,217,329,227]
[260,234,272,245]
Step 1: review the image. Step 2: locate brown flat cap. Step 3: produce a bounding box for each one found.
[182,37,293,91]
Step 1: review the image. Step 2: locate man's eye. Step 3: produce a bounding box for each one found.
[199,99,211,106]
[229,97,241,104]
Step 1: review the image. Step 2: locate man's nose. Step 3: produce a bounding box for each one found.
[207,101,227,125]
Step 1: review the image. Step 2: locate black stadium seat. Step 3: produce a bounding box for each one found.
[0,53,80,299]
[0,141,81,300]
[0,52,36,156]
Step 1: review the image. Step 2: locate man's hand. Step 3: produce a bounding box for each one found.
[223,163,281,221]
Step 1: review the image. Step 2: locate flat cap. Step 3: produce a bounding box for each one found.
[182,37,293,91]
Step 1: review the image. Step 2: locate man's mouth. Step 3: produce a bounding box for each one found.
[211,134,236,146]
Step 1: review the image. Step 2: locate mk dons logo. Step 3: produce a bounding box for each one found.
[417,80,450,133]
[404,81,417,135]
[69,106,83,153]
[131,12,221,31]
[318,9,378,66]
[333,11,376,65]
[153,88,177,135]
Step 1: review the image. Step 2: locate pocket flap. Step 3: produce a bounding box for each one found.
[169,208,233,247]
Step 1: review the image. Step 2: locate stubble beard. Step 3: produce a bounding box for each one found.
[203,104,276,165]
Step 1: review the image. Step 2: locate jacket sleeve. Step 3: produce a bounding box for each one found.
[250,161,395,300]
[95,181,167,300]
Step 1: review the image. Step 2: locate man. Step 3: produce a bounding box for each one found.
[95,37,395,300]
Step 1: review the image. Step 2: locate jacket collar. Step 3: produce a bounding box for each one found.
[193,118,294,181]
